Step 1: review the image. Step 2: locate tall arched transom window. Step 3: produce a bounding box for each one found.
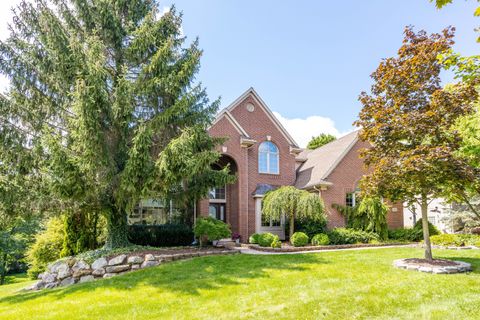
[258,141,279,174]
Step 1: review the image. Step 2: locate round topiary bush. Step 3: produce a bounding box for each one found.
[311,233,329,246]
[291,232,309,247]
[258,233,276,247]
[271,235,282,248]
[249,233,261,244]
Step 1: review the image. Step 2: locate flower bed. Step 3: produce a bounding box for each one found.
[29,247,236,291]
[248,242,410,253]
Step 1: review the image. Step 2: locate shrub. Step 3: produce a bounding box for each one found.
[194,217,231,247]
[249,233,261,244]
[271,235,282,248]
[414,219,440,236]
[258,233,276,247]
[291,232,309,247]
[294,216,327,239]
[388,228,423,242]
[26,217,65,279]
[128,224,194,247]
[430,234,480,247]
[311,233,330,246]
[327,228,379,245]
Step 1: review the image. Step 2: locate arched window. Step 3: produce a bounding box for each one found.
[258,141,279,174]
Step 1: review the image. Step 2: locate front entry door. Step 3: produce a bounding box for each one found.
[209,203,226,222]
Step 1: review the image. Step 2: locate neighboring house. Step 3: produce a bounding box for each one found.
[196,88,404,241]
[404,198,453,233]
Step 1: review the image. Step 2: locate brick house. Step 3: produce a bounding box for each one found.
[197,88,404,241]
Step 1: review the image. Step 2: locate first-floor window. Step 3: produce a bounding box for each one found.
[209,203,226,222]
[346,193,355,207]
[128,199,169,225]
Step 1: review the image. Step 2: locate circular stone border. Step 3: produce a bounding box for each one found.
[393,258,472,274]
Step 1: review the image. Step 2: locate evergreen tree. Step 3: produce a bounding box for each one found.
[0,1,231,249]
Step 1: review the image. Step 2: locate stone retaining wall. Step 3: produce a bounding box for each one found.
[29,249,236,291]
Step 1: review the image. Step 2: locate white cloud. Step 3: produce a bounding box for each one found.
[273,111,351,148]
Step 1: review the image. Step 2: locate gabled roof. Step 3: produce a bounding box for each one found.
[295,131,360,190]
[224,87,299,148]
[209,109,250,138]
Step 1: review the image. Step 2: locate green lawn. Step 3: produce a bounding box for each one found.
[1,247,480,320]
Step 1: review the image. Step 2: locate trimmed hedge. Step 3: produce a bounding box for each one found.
[128,224,193,247]
[249,233,261,244]
[258,233,276,247]
[388,228,423,242]
[430,234,480,247]
[291,232,309,247]
[327,228,379,245]
[194,217,231,246]
[311,233,330,246]
[271,235,282,248]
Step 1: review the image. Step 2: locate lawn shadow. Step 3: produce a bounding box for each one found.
[0,253,327,304]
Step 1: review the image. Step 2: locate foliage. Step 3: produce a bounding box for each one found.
[25,217,65,279]
[333,196,389,240]
[388,228,424,242]
[262,186,325,239]
[355,26,478,260]
[61,211,106,257]
[271,235,282,248]
[294,215,327,239]
[311,233,330,246]
[258,233,276,247]
[306,133,336,150]
[128,224,193,247]
[290,232,309,247]
[249,233,261,244]
[327,228,379,245]
[413,219,440,236]
[193,217,231,247]
[430,234,480,247]
[0,1,233,249]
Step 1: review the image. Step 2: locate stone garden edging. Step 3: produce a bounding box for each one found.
[393,258,472,274]
[29,249,236,291]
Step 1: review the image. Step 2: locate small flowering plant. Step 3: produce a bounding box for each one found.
[232,233,241,241]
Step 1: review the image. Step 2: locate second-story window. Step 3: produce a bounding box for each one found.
[258,141,279,174]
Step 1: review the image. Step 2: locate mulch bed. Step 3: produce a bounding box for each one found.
[400,258,460,267]
[249,242,410,253]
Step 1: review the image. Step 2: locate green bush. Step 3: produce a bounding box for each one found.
[430,234,480,247]
[311,233,330,246]
[271,235,282,248]
[249,233,261,244]
[414,219,440,236]
[327,228,379,245]
[193,217,231,247]
[388,228,423,242]
[258,233,276,247]
[128,224,194,247]
[294,216,327,239]
[291,232,309,247]
[26,217,65,279]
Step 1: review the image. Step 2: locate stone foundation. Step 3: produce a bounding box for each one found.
[29,249,236,291]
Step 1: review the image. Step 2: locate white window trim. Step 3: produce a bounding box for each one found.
[258,142,280,174]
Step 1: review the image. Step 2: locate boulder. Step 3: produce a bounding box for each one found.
[60,277,75,287]
[108,254,127,266]
[131,264,140,270]
[103,273,116,279]
[72,260,90,273]
[79,275,94,283]
[105,264,130,273]
[141,260,159,268]
[91,257,108,270]
[57,263,72,280]
[144,254,155,261]
[45,282,58,289]
[73,269,92,278]
[92,268,106,277]
[127,256,144,264]
[48,260,65,273]
[29,281,45,290]
[42,273,57,283]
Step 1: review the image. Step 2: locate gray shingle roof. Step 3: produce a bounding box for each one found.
[295,131,359,189]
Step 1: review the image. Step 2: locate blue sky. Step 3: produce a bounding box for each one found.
[0,1,478,146]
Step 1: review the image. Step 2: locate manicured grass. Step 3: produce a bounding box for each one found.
[1,247,480,319]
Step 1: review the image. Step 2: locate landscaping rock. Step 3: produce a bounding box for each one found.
[105,264,131,273]
[48,261,65,273]
[72,260,90,272]
[144,254,155,261]
[57,263,72,280]
[79,275,94,283]
[45,282,58,289]
[92,268,106,277]
[73,269,92,278]
[108,254,127,266]
[92,257,108,270]
[141,260,159,268]
[127,256,144,264]
[103,273,116,279]
[60,277,75,287]
[131,264,140,270]
[30,281,45,290]
[42,273,57,283]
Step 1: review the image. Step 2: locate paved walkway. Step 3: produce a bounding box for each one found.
[232,244,416,255]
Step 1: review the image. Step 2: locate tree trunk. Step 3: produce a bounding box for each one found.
[421,194,433,261]
[104,207,130,249]
[289,215,295,240]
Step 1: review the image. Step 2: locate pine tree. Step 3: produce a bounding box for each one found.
[0,1,231,249]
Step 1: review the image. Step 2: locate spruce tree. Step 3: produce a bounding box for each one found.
[0,0,231,249]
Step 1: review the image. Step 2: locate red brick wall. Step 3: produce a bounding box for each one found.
[321,139,404,229]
